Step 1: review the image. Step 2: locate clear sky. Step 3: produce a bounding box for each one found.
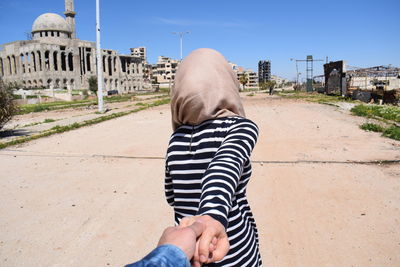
[0,0,399,80]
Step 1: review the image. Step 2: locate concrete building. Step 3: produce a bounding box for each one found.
[0,0,150,93]
[152,56,180,87]
[237,69,258,88]
[130,47,147,63]
[271,75,290,86]
[258,60,271,83]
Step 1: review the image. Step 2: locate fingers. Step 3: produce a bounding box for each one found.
[188,221,205,238]
[191,240,201,267]
[208,237,230,262]
[198,228,215,263]
[180,216,200,227]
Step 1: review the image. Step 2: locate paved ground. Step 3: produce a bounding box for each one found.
[0,93,399,267]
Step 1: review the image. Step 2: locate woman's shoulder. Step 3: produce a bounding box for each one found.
[172,116,258,134]
[224,116,259,131]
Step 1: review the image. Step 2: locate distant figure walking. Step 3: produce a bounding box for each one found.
[165,48,263,266]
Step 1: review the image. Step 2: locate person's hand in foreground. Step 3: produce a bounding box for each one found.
[158,221,205,260]
[180,215,230,266]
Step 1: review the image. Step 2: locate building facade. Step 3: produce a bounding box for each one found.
[130,47,147,63]
[0,0,149,93]
[151,56,180,87]
[258,60,271,83]
[237,69,258,88]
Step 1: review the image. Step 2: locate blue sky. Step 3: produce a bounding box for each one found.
[0,0,399,80]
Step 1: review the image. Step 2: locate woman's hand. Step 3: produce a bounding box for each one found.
[157,221,205,260]
[180,215,230,266]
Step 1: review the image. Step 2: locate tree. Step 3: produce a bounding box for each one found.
[88,76,98,95]
[239,74,248,91]
[260,80,276,91]
[0,79,18,130]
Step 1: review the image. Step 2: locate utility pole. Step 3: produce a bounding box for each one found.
[172,31,190,60]
[95,0,104,112]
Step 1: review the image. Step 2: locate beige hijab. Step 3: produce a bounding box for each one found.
[171,48,245,131]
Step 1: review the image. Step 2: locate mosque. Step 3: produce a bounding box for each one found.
[0,0,150,93]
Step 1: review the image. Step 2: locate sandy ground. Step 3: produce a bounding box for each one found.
[0,93,399,267]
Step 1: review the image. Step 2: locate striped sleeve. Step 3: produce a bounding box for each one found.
[164,164,175,206]
[197,119,259,228]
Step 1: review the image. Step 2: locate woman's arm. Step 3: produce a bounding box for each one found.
[197,119,259,228]
[165,164,175,206]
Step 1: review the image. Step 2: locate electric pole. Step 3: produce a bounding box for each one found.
[172,31,190,60]
[96,0,104,112]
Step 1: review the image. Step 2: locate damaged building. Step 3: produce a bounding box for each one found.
[324,61,400,103]
[0,0,150,93]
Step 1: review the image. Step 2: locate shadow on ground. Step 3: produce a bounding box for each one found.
[0,129,32,138]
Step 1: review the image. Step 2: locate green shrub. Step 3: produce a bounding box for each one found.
[88,76,98,95]
[0,79,19,130]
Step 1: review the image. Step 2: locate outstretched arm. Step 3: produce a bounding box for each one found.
[187,119,259,265]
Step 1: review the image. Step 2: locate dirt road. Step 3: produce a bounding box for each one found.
[1,94,399,267]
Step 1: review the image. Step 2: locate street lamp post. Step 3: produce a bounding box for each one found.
[172,31,190,60]
[95,0,104,112]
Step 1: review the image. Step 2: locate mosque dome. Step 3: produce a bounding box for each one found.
[32,13,71,33]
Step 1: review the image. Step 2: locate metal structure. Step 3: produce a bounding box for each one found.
[172,31,190,60]
[347,65,400,78]
[290,56,325,91]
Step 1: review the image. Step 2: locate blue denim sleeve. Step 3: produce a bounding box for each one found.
[124,244,190,267]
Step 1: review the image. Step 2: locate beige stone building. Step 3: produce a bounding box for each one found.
[0,0,149,93]
[152,56,180,87]
[130,47,147,63]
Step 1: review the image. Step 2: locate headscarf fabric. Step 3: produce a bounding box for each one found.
[171,48,245,131]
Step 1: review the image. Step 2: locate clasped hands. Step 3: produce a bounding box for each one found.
[158,215,230,267]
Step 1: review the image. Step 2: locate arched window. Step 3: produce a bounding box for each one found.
[7,56,11,75]
[53,51,58,71]
[12,55,17,74]
[20,54,25,73]
[0,58,3,76]
[37,51,42,71]
[86,53,91,72]
[108,57,112,75]
[31,52,36,72]
[61,52,66,71]
[44,51,50,71]
[68,53,73,71]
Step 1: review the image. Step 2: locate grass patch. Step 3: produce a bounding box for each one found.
[18,100,95,114]
[359,123,400,141]
[278,91,353,104]
[360,123,385,132]
[0,97,170,149]
[21,118,58,127]
[17,93,169,115]
[351,104,400,123]
[383,126,400,141]
[43,118,56,123]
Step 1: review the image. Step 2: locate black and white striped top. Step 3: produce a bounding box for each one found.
[165,116,263,266]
